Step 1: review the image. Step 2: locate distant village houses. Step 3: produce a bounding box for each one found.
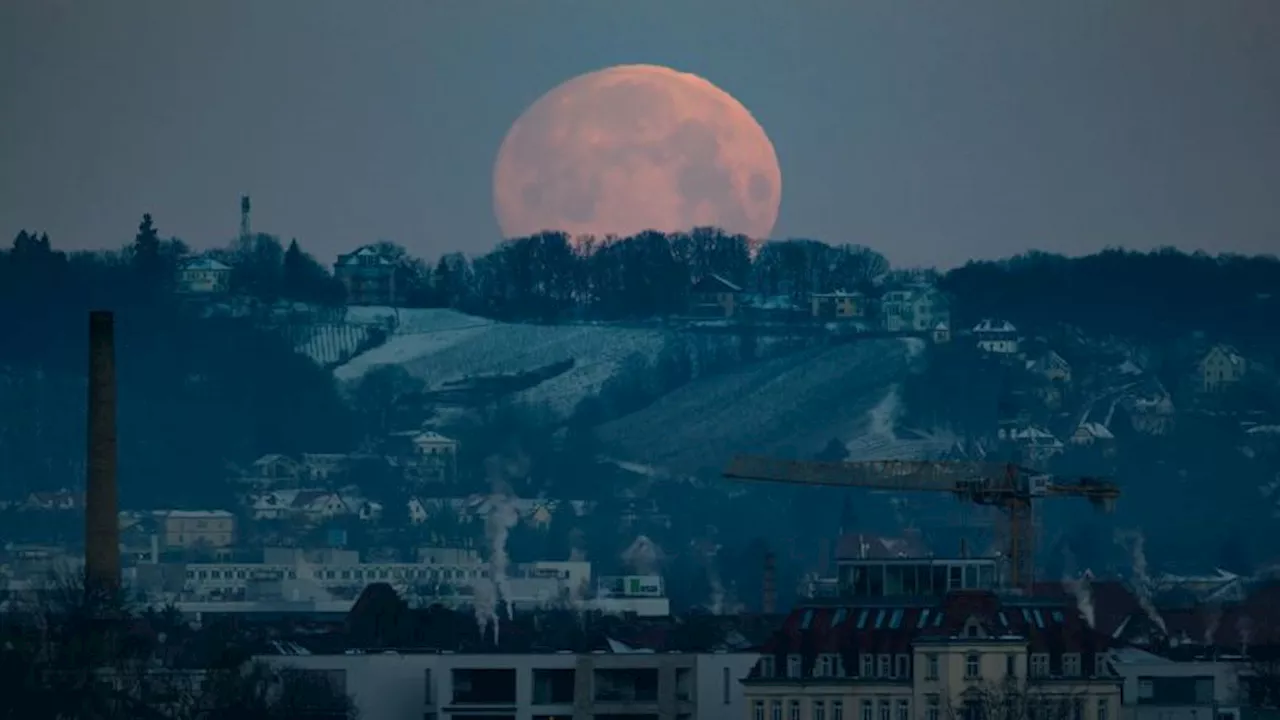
[809,290,866,320]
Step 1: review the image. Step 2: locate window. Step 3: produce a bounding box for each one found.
[1097,699,1109,720]
[895,654,908,678]
[722,667,731,704]
[813,700,826,720]
[896,700,909,720]
[787,654,802,679]
[965,652,980,679]
[832,700,844,720]
[754,700,765,720]
[1030,653,1050,678]
[1072,699,1084,720]
[773,700,783,720]
[877,655,890,678]
[1006,654,1017,677]
[861,654,874,678]
[861,700,873,720]
[926,695,940,720]
[816,654,834,678]
[423,669,432,703]
[791,700,802,720]
[926,653,939,680]
[879,700,891,720]
[1094,653,1111,676]
[1136,678,1154,700]
[761,657,776,678]
[1062,652,1081,677]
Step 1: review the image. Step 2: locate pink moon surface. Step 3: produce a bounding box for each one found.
[493,64,782,244]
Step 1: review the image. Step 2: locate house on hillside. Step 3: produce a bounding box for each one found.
[176,257,231,294]
[809,290,866,320]
[1197,344,1247,393]
[388,430,458,484]
[334,245,397,306]
[999,425,1065,461]
[688,274,741,318]
[1028,350,1072,383]
[157,510,236,551]
[973,318,1019,354]
[931,321,951,344]
[880,285,950,332]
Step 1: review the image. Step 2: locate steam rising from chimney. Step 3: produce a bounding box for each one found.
[1115,529,1166,636]
[85,311,120,596]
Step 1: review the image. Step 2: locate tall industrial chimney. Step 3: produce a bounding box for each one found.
[762,550,777,614]
[85,310,120,595]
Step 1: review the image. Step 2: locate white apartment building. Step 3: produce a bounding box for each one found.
[258,649,760,720]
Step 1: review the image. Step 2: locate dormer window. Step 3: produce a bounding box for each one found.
[877,654,891,678]
[966,624,980,638]
[1094,653,1111,676]
[816,654,834,678]
[861,654,874,677]
[759,656,775,677]
[786,654,802,678]
[962,617,985,639]
[1029,653,1049,678]
[1062,652,1081,677]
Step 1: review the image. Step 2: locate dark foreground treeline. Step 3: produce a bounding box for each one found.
[0,580,357,720]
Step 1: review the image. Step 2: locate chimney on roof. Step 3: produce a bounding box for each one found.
[85,310,120,596]
[763,550,777,614]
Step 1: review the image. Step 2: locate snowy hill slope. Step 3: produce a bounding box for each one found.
[594,338,923,474]
[333,307,668,417]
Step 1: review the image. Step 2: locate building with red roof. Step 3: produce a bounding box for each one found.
[742,590,1121,720]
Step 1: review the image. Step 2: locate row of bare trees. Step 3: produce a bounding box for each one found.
[0,576,358,720]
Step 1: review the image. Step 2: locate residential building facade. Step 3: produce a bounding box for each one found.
[973,319,1019,355]
[880,286,950,333]
[690,274,743,318]
[335,245,398,306]
[742,592,1121,720]
[811,291,866,320]
[176,257,232,294]
[1198,345,1246,393]
[257,648,760,720]
[160,510,236,551]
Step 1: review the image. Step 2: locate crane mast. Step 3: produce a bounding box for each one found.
[721,455,1119,591]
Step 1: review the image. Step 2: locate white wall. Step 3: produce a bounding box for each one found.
[260,650,761,720]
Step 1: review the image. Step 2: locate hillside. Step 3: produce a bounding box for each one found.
[332,307,668,417]
[595,338,924,474]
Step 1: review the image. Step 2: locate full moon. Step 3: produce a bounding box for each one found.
[493,64,782,243]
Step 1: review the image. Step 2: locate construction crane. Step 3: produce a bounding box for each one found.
[722,456,1120,591]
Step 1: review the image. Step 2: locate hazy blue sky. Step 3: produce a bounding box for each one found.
[2,1,1277,268]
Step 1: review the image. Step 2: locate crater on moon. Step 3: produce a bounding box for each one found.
[493,64,782,243]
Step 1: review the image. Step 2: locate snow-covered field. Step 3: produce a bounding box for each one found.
[594,338,922,474]
[333,307,668,417]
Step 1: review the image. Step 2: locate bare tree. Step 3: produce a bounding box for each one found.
[0,572,358,719]
[941,679,1091,720]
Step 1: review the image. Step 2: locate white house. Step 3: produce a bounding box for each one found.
[176,257,231,294]
[973,318,1019,354]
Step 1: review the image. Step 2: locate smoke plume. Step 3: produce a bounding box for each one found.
[475,452,529,644]
[1204,603,1222,649]
[1115,529,1166,636]
[1236,616,1254,657]
[1061,550,1096,629]
[621,535,664,575]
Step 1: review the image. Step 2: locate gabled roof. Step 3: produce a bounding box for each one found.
[1200,344,1245,368]
[691,273,742,293]
[181,257,231,271]
[974,318,1017,334]
[336,245,392,266]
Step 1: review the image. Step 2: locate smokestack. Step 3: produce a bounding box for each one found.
[85,310,120,596]
[763,550,777,614]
